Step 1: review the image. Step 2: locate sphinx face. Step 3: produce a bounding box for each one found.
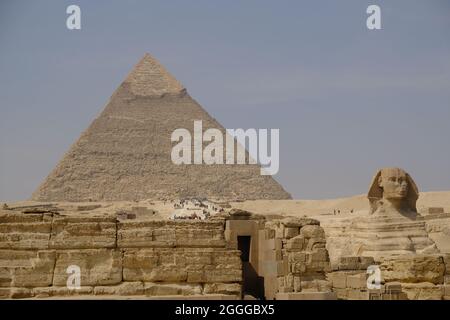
[378,168,409,200]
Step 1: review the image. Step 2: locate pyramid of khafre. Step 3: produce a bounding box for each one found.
[32,54,291,201]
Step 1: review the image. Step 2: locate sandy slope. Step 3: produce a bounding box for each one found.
[230,191,450,217]
[3,191,449,220]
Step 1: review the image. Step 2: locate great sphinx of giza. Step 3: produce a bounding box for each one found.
[368,167,418,217]
[348,167,438,261]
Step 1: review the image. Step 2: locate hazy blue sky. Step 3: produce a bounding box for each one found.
[1,0,449,201]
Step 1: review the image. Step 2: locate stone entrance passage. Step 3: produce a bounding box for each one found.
[238,236,251,262]
[238,236,254,296]
[225,211,265,299]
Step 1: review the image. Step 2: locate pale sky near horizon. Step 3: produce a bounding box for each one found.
[1,0,449,201]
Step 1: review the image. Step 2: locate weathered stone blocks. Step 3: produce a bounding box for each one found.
[0,250,55,287]
[118,220,225,248]
[34,286,94,298]
[338,256,375,271]
[0,214,242,299]
[380,255,445,284]
[122,248,241,283]
[53,249,122,286]
[401,282,443,300]
[94,282,144,296]
[203,283,241,296]
[0,222,51,249]
[50,216,116,249]
[300,225,325,239]
[261,217,333,299]
[144,282,202,296]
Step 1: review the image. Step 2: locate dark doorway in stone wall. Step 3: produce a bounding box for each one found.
[237,236,264,299]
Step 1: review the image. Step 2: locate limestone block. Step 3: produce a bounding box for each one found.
[281,217,320,228]
[263,260,287,277]
[381,292,409,300]
[203,283,241,296]
[0,212,44,224]
[266,229,276,239]
[123,248,241,283]
[327,272,348,289]
[212,250,242,269]
[0,287,11,298]
[122,249,158,280]
[338,256,375,271]
[306,238,327,251]
[384,282,403,293]
[301,279,331,292]
[347,289,368,300]
[204,268,242,283]
[262,250,282,261]
[94,282,144,296]
[284,227,299,239]
[444,284,450,296]
[151,267,188,282]
[53,249,122,286]
[50,216,116,249]
[293,275,301,292]
[174,221,225,247]
[9,287,33,299]
[279,286,293,293]
[275,292,336,300]
[275,225,285,239]
[33,286,93,298]
[0,222,51,249]
[426,207,444,214]
[0,250,55,287]
[284,273,294,288]
[380,255,445,284]
[77,204,102,211]
[263,238,282,251]
[288,252,307,264]
[225,219,260,247]
[277,276,285,288]
[347,273,368,289]
[264,275,278,300]
[118,221,175,247]
[119,220,225,248]
[144,282,202,296]
[401,282,443,300]
[123,248,182,282]
[185,250,213,266]
[333,288,348,300]
[310,248,329,263]
[300,225,325,239]
[305,260,330,273]
[286,235,305,250]
[291,261,306,274]
[338,256,360,270]
[442,254,450,275]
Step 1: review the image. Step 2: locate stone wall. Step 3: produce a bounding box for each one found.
[258,217,335,300]
[0,212,242,299]
[327,254,450,300]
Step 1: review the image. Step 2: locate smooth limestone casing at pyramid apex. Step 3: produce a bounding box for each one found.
[31,53,291,202]
[1,54,450,300]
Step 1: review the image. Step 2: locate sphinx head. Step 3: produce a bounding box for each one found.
[368,167,418,214]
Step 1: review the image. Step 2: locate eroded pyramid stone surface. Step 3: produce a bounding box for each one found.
[32,54,291,201]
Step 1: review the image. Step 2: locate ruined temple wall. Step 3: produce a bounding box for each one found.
[0,212,242,299]
[326,255,450,300]
[257,218,335,300]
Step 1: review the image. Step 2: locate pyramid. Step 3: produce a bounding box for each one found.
[32,54,291,201]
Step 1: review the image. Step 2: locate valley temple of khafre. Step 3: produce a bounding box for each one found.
[1,54,450,300]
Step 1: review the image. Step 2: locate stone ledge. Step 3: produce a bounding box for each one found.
[275,291,337,300]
